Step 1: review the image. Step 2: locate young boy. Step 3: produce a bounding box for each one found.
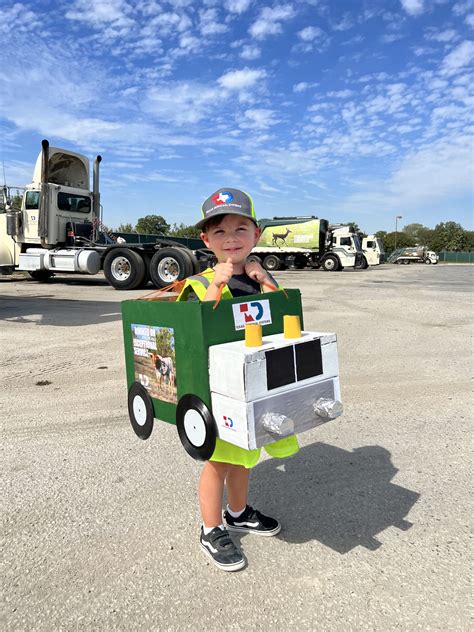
[177,188,299,571]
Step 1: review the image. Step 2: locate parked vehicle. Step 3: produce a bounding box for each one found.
[248,217,365,272]
[0,140,210,289]
[358,235,385,267]
[387,247,439,265]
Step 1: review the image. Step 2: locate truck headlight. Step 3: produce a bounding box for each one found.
[261,412,294,436]
[313,398,343,420]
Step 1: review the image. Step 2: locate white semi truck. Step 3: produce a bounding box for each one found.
[0,140,208,289]
[249,217,365,272]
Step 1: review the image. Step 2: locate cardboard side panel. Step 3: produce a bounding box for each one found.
[210,393,251,450]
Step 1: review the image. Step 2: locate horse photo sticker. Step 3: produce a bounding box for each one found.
[131,324,177,404]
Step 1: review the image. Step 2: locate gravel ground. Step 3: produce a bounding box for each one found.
[1,264,472,631]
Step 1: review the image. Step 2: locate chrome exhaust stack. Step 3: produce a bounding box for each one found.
[92,154,102,242]
[38,139,49,243]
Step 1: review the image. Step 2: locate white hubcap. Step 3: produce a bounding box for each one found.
[132,394,148,426]
[183,409,206,447]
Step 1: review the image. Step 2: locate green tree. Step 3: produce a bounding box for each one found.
[402,223,428,243]
[168,222,201,238]
[379,231,416,252]
[430,221,468,252]
[135,214,170,235]
[116,222,134,233]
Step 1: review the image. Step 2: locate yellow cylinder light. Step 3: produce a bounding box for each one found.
[245,323,263,347]
[284,315,302,339]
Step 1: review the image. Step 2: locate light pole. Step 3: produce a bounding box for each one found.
[395,215,402,250]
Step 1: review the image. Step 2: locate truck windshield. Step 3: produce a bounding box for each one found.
[57,193,91,212]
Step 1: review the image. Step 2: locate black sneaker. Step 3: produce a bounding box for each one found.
[200,527,245,571]
[224,505,281,537]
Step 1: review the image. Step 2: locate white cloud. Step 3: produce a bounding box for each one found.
[225,0,252,13]
[441,40,474,74]
[465,13,474,27]
[240,44,261,60]
[144,82,220,125]
[199,8,229,35]
[400,0,425,16]
[65,0,134,28]
[243,108,278,128]
[298,26,323,42]
[0,3,38,33]
[327,89,354,98]
[217,67,266,90]
[425,29,458,42]
[293,82,314,93]
[249,4,296,40]
[452,1,474,16]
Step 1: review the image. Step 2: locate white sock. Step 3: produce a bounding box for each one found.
[227,504,246,518]
[203,524,224,535]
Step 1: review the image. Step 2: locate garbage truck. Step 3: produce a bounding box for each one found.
[0,140,209,289]
[387,247,438,265]
[122,287,343,460]
[248,217,365,272]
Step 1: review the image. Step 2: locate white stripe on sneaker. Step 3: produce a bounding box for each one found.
[201,540,218,554]
[233,520,260,527]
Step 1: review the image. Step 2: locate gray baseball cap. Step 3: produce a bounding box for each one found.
[196,188,257,229]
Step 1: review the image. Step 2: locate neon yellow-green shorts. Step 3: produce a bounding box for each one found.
[210,435,300,469]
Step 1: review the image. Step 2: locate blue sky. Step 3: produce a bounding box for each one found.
[1,0,473,233]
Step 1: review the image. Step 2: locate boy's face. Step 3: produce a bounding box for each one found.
[201,214,261,267]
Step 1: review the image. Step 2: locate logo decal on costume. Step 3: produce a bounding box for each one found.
[232,299,272,330]
[212,191,234,205]
[222,415,237,432]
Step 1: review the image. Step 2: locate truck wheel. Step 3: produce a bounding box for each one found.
[247,255,262,265]
[263,254,281,271]
[28,270,54,281]
[104,248,146,290]
[149,248,194,288]
[424,258,432,265]
[322,255,340,271]
[176,394,217,461]
[356,256,369,269]
[28,270,54,282]
[128,382,154,440]
[181,248,200,275]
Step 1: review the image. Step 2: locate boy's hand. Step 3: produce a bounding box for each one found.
[212,258,233,288]
[245,260,270,284]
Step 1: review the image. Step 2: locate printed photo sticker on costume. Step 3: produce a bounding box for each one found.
[131,324,177,404]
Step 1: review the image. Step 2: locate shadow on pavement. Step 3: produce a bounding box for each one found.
[0,294,123,326]
[252,442,420,553]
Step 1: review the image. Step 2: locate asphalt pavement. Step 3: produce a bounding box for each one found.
[1,264,472,631]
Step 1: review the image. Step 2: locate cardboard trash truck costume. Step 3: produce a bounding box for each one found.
[122,288,343,461]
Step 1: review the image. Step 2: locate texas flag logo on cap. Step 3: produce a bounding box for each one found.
[212,191,234,205]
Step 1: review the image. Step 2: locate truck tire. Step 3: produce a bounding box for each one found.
[356,256,369,269]
[247,255,262,265]
[424,258,432,265]
[176,394,217,461]
[128,382,154,440]
[263,254,281,271]
[180,248,200,275]
[104,248,146,290]
[149,248,194,288]
[321,255,340,271]
[28,270,54,281]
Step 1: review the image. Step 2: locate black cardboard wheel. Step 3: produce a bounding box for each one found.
[176,394,217,461]
[128,382,154,440]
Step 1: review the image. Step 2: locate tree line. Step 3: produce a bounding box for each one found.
[116,215,474,252]
[375,222,474,252]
